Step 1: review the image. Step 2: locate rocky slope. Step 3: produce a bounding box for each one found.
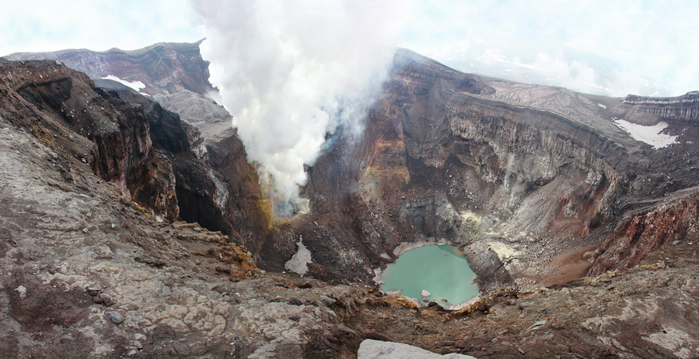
[2,102,699,358]
[3,43,699,358]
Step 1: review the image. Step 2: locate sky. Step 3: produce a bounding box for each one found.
[2,0,698,210]
[1,0,697,98]
[0,0,205,55]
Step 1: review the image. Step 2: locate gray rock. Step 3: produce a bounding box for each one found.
[358,339,476,359]
[288,298,303,306]
[318,295,336,306]
[105,311,125,324]
[85,284,101,296]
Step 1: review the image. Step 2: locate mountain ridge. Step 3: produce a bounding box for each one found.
[2,42,699,358]
[5,40,214,96]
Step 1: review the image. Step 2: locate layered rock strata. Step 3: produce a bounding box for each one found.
[620,91,699,125]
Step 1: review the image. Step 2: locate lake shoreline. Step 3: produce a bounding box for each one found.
[372,238,450,286]
[376,242,479,310]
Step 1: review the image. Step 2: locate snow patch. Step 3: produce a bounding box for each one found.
[102,75,146,93]
[284,236,313,276]
[597,103,607,109]
[614,119,678,149]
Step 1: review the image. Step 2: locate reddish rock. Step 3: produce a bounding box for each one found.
[588,190,699,275]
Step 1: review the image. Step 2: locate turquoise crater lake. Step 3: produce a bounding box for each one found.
[380,245,478,307]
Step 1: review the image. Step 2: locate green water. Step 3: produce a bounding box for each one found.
[380,245,478,306]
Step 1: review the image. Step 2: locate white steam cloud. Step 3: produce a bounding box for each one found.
[192,0,401,212]
[188,0,699,214]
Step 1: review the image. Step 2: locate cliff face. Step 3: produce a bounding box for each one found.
[9,44,270,251]
[0,58,180,220]
[259,49,699,292]
[0,56,257,240]
[617,91,699,125]
[588,189,699,275]
[6,41,214,96]
[150,90,271,249]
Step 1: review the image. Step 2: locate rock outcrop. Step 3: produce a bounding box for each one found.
[588,188,699,275]
[151,89,270,250]
[0,58,179,220]
[618,91,699,125]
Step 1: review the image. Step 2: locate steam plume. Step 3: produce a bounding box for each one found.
[191,0,401,214]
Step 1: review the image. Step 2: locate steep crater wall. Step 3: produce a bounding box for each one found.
[263,50,699,294]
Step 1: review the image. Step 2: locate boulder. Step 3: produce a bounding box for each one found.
[358,339,476,359]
